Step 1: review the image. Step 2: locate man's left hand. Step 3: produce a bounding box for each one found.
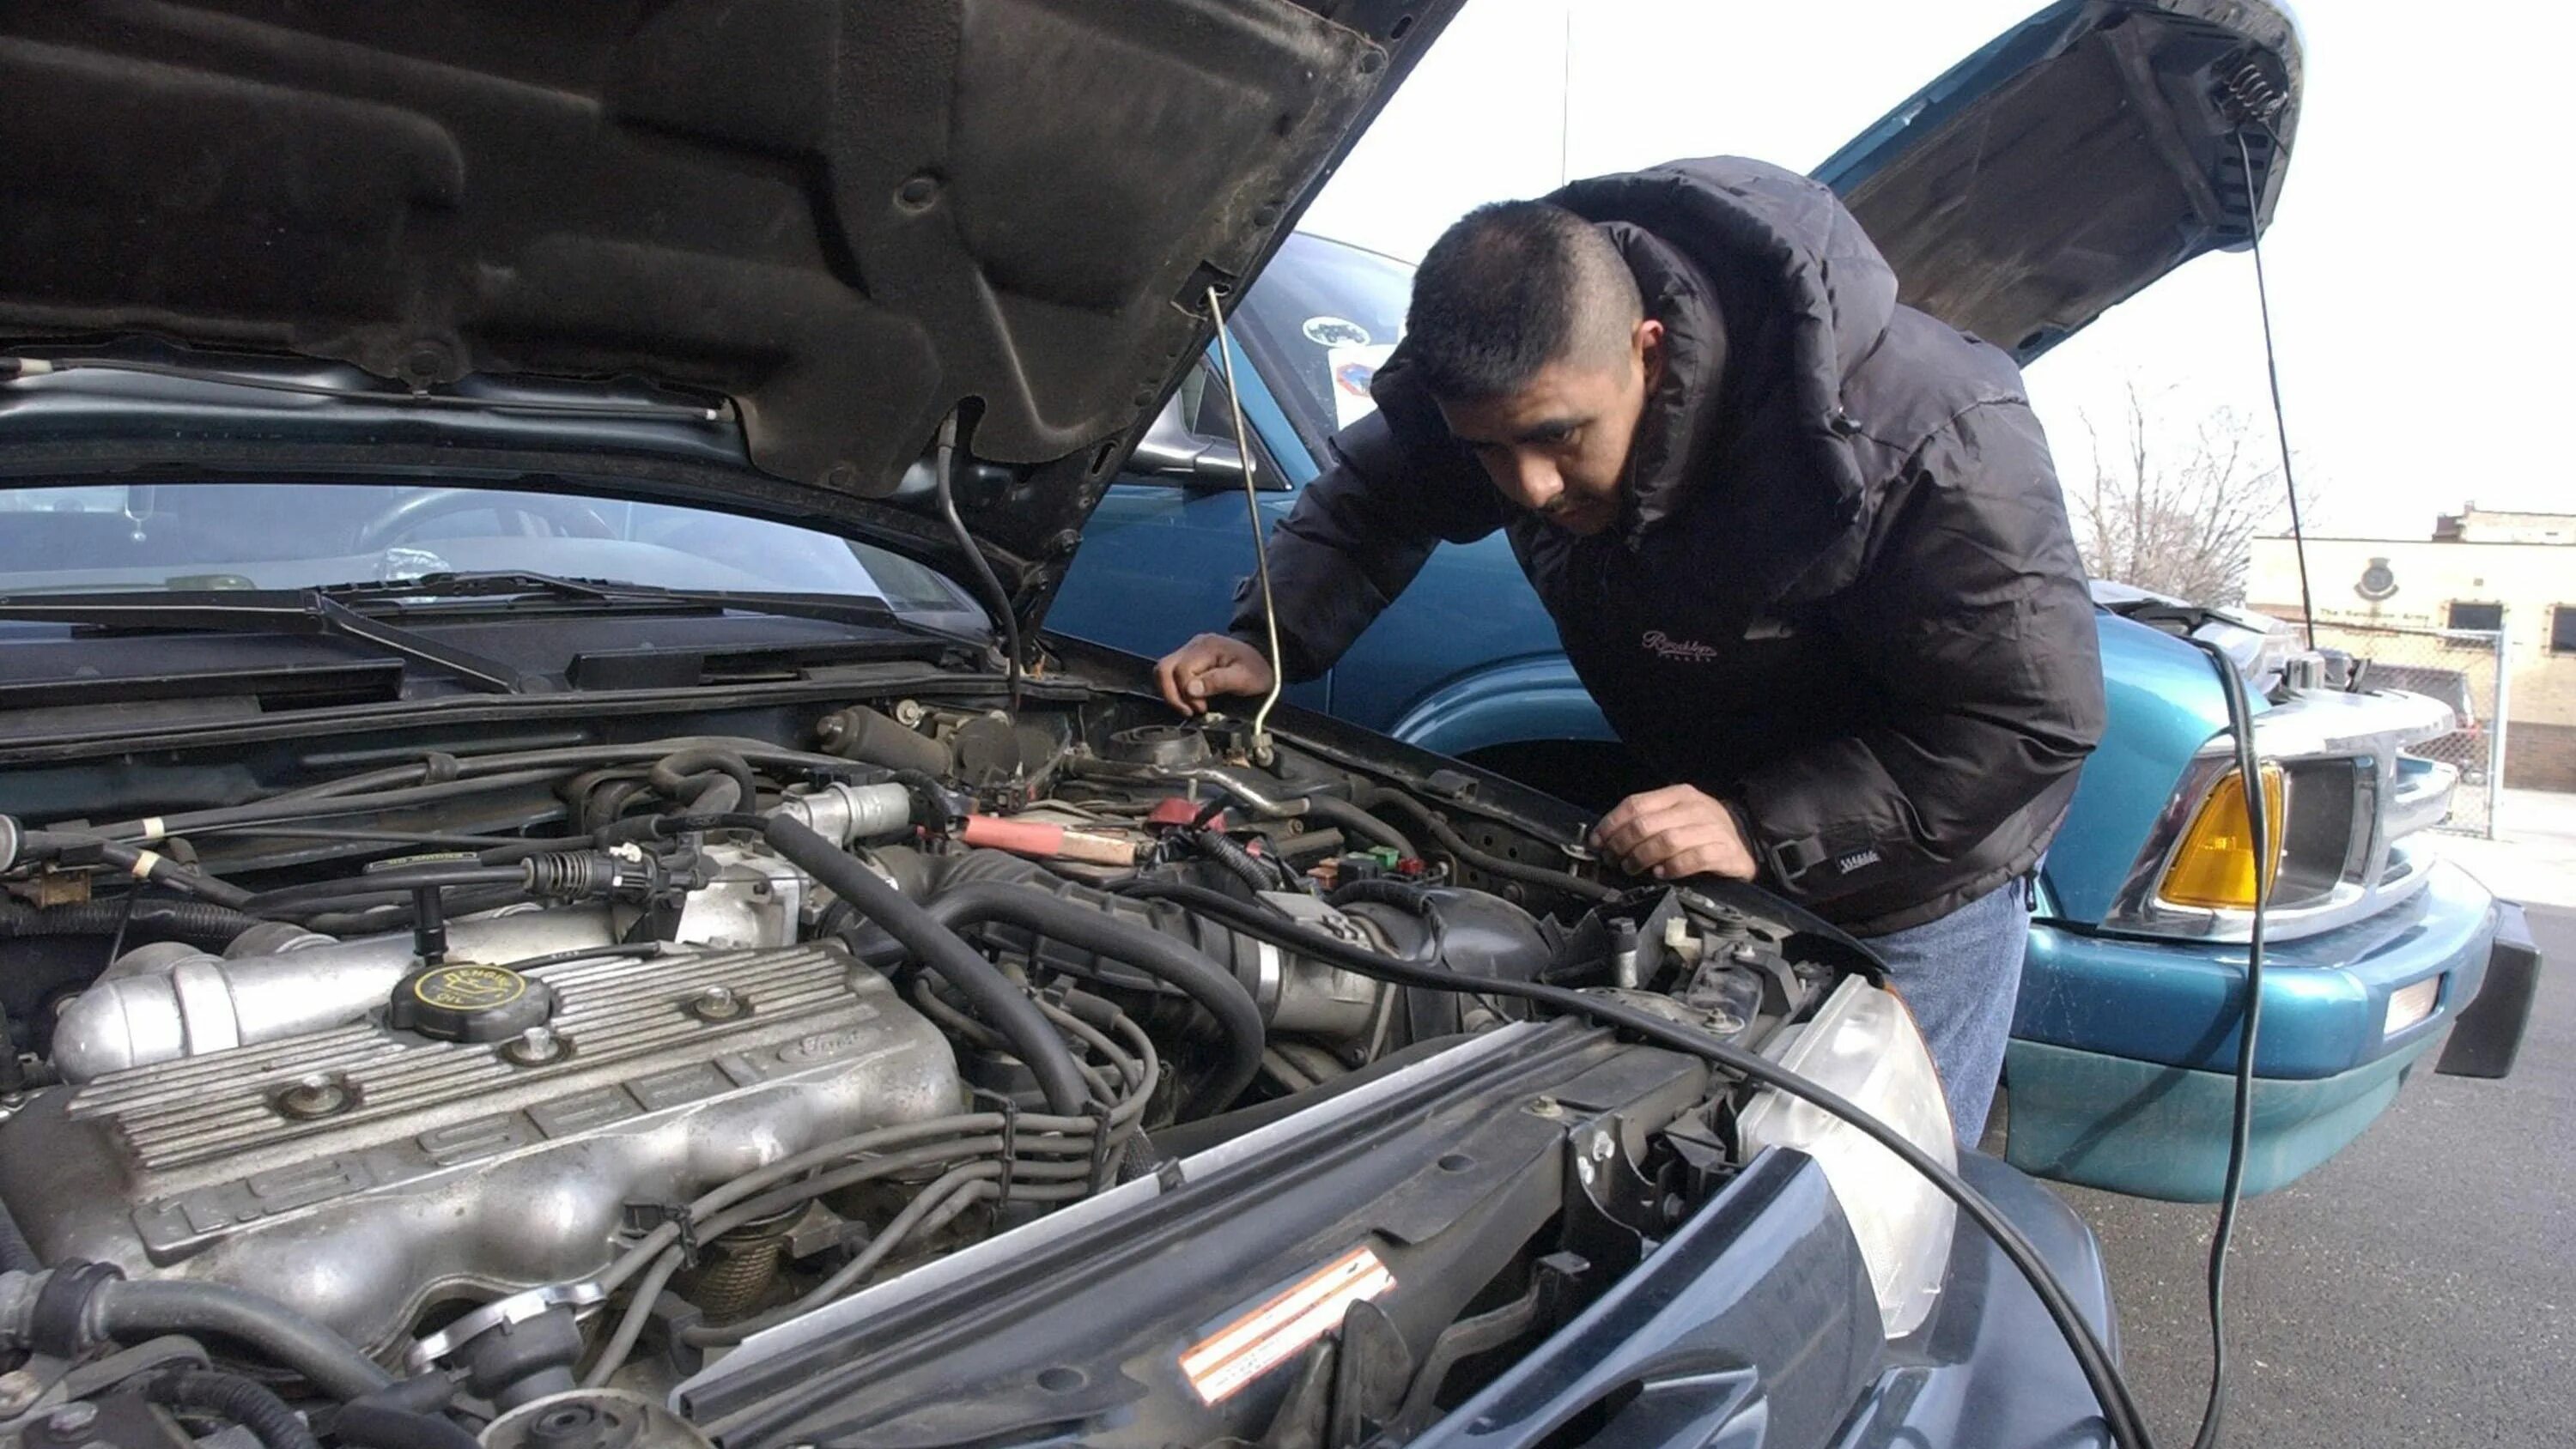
[1592,785,1759,882]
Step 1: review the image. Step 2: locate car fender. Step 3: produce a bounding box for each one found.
[1385,654,1618,759]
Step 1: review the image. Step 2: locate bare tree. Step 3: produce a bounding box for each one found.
[2069,385,2307,605]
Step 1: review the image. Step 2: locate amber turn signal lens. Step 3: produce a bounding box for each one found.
[2161,764,2287,910]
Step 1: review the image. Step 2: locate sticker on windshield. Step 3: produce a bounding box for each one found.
[1180,1246,1395,1404]
[1327,343,1396,428]
[1301,315,1374,348]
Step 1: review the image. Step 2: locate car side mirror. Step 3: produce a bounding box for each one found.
[1130,397,1249,487]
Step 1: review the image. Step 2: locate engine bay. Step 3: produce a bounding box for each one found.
[0,686,1870,1446]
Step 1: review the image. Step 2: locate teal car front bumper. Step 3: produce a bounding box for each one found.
[2006,860,2502,1201]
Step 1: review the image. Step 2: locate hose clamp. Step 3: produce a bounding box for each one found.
[404,1281,604,1375]
[29,1262,121,1360]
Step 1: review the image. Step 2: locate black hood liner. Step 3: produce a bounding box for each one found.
[1815,0,2302,362]
[0,0,1446,512]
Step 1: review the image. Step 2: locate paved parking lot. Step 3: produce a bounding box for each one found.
[2061,900,2573,1447]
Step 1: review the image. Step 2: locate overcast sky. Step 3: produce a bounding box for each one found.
[1300,0,2572,543]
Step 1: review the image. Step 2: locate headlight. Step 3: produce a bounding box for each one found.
[1734,976,1956,1338]
[2160,763,2287,909]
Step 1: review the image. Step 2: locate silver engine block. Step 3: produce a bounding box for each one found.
[0,941,963,1356]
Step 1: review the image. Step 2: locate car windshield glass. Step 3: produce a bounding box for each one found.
[0,482,972,614]
[1231,233,1414,458]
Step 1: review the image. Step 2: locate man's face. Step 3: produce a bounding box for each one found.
[1435,319,1662,537]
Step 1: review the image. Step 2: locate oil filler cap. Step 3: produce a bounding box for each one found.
[392,963,556,1044]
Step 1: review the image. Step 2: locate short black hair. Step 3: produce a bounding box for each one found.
[1406,200,1643,400]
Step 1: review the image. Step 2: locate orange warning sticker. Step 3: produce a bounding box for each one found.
[1179,1246,1396,1405]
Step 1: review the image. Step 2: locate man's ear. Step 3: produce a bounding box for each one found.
[1634,318,1666,389]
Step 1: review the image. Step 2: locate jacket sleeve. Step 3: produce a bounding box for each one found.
[1228,403,1504,681]
[1727,401,2105,907]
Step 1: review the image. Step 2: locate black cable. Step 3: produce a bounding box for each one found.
[1355,787,1620,904]
[757,815,1089,1115]
[243,863,526,915]
[497,943,663,973]
[88,768,569,841]
[1297,793,1417,858]
[933,414,1024,716]
[2184,637,2269,1449]
[1189,828,1295,894]
[87,841,257,910]
[921,879,1264,1117]
[1109,878,2154,1449]
[647,747,760,813]
[0,899,257,949]
[2237,129,2314,652]
[96,1279,394,1400]
[195,826,558,850]
[143,1370,321,1449]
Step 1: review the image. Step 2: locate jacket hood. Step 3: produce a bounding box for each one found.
[0,0,1460,587]
[1552,158,1900,547]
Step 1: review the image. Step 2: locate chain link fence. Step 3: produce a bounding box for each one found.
[2304,620,2506,837]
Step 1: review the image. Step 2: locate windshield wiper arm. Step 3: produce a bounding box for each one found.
[0,590,529,693]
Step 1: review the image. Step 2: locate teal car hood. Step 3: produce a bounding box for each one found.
[1816,0,2301,362]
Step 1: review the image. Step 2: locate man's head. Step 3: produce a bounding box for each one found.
[1407,201,1662,537]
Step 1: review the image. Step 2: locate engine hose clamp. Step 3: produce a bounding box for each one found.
[404,1281,605,1376]
[1086,1107,1120,1195]
[28,1262,122,1360]
[619,1203,702,1269]
[972,1088,1020,1216]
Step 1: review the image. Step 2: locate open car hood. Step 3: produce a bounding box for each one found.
[0,1,1455,558]
[1815,0,2302,362]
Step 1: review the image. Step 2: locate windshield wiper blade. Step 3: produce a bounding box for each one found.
[321,573,967,642]
[2,356,726,422]
[0,590,529,693]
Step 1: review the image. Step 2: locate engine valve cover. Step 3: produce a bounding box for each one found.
[0,943,963,1356]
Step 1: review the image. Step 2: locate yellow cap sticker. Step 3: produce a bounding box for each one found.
[411,965,527,1012]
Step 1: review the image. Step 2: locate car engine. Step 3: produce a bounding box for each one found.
[0,692,1848,1445]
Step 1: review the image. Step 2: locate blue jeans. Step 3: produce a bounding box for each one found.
[1864,879,2030,1145]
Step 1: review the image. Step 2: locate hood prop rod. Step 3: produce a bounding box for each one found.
[1204,284,1285,763]
[933,411,1024,716]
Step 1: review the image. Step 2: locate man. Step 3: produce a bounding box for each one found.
[1155,158,2105,1143]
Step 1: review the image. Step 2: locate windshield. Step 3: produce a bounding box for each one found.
[1232,233,1415,458]
[0,482,973,612]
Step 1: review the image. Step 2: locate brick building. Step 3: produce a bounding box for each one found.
[2249,507,2576,790]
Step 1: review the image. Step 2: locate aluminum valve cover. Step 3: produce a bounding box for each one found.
[0,943,963,1356]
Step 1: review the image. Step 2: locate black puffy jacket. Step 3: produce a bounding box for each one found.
[1230,157,2105,936]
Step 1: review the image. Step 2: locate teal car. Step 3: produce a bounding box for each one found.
[1051,0,2538,1202]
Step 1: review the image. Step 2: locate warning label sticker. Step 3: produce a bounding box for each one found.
[1178,1246,1396,1405]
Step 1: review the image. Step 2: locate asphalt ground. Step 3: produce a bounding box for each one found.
[2056,903,2575,1448]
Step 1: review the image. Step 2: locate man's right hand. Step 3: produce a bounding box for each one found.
[1155,634,1276,716]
